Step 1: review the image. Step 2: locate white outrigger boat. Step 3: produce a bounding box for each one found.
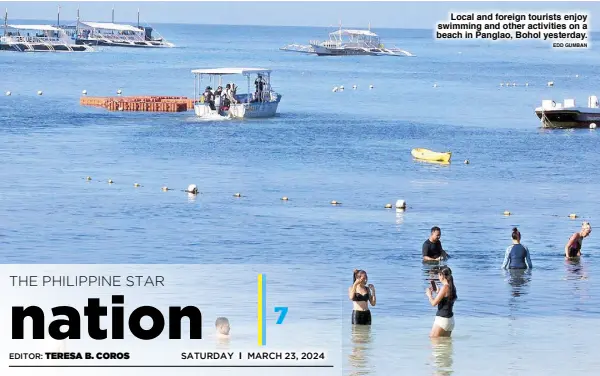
[192,68,282,119]
[60,9,174,48]
[1,10,92,52]
[281,26,414,57]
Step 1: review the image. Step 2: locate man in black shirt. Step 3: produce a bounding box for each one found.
[422,226,449,262]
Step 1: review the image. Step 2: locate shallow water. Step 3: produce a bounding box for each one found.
[1,22,600,375]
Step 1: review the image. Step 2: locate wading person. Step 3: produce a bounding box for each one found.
[425,266,457,338]
[565,222,592,258]
[348,269,376,325]
[423,226,449,262]
[502,227,533,269]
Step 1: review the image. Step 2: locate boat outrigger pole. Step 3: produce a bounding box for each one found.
[137,8,140,28]
[57,5,60,26]
[111,7,114,23]
[4,9,7,36]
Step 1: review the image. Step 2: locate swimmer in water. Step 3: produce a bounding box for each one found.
[423,226,449,262]
[502,227,532,269]
[348,269,376,325]
[215,317,230,339]
[565,222,591,258]
[426,266,457,338]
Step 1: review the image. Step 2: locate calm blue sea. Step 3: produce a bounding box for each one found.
[1,22,600,375]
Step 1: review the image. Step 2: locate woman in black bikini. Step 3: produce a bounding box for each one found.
[348,269,376,325]
[565,221,592,258]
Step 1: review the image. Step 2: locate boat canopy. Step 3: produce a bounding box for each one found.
[331,29,378,37]
[191,68,272,76]
[78,21,142,32]
[6,24,60,31]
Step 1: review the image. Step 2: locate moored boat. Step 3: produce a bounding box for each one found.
[280,25,414,57]
[411,148,452,163]
[535,96,600,129]
[1,10,92,52]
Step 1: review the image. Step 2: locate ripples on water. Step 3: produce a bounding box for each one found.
[1,24,600,375]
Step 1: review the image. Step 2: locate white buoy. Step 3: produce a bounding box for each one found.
[547,81,554,87]
[117,89,122,95]
[525,83,529,87]
[433,83,438,88]
[590,123,597,129]
[37,90,43,95]
[186,184,198,194]
[500,83,504,87]
[395,199,406,209]
[575,74,579,78]
[505,82,510,87]
[332,86,338,92]
[352,85,357,90]
[5,91,11,96]
[82,90,87,95]
[512,83,516,87]
[339,85,344,91]
[369,85,374,89]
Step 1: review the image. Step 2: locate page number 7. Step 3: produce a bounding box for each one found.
[274,307,288,324]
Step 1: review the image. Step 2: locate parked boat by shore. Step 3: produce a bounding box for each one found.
[535,96,600,129]
[280,26,414,57]
[192,68,282,119]
[1,11,92,52]
[411,148,452,163]
[59,8,174,48]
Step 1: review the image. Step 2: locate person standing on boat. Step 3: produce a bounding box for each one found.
[255,74,266,102]
[425,266,457,338]
[565,222,592,258]
[501,227,533,269]
[214,86,223,110]
[203,86,215,110]
[423,226,449,262]
[348,269,376,325]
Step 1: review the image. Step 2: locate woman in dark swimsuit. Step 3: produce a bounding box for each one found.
[348,269,376,325]
[565,221,591,258]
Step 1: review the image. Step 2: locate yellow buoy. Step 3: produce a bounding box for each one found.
[86,176,92,181]
[161,186,169,192]
[331,200,341,205]
[385,203,392,209]
[37,90,43,96]
[569,213,578,219]
[395,200,406,209]
[234,193,241,197]
[108,179,113,184]
[281,196,289,201]
[503,211,511,216]
[134,183,140,187]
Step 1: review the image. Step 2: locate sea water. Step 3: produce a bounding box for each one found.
[1,23,600,375]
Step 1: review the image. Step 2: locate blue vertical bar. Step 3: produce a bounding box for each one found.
[262,274,267,345]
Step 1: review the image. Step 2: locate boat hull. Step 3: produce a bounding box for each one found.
[310,44,374,56]
[76,38,173,48]
[194,99,281,119]
[535,109,600,129]
[0,43,91,52]
[411,148,452,163]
